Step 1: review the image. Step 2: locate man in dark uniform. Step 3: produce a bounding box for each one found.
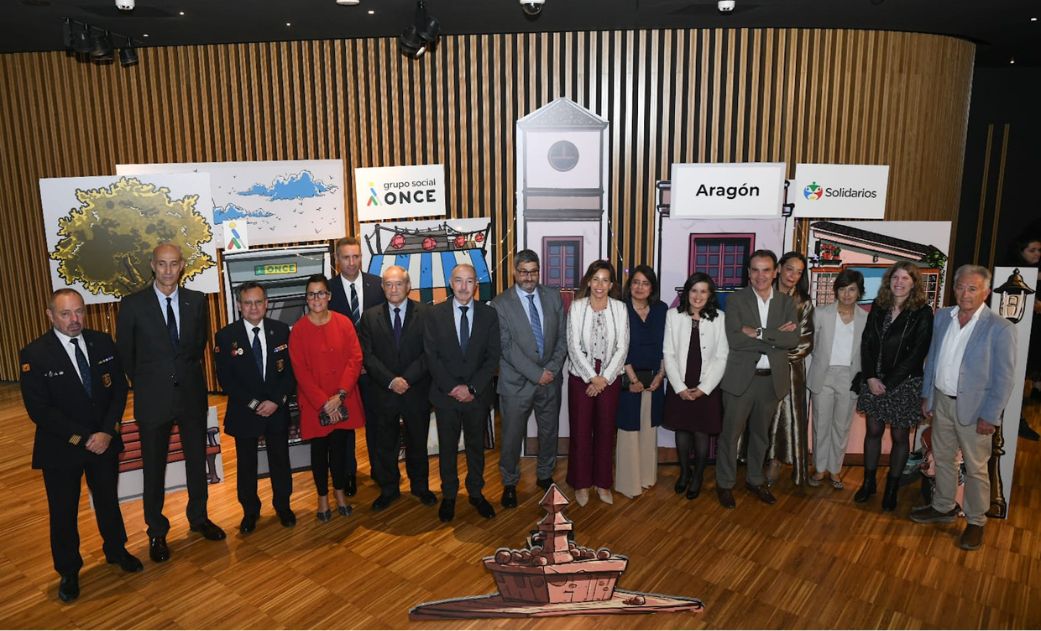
[329,235,385,496]
[357,265,436,512]
[20,288,143,603]
[214,282,296,534]
[116,243,225,564]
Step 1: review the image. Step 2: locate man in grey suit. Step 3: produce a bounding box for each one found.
[490,250,568,508]
[716,250,799,509]
[913,264,1016,551]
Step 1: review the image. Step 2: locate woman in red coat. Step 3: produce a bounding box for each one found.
[289,274,366,521]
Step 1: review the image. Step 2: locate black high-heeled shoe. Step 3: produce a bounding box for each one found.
[686,469,703,500]
[674,467,690,494]
[881,476,899,512]
[316,509,332,523]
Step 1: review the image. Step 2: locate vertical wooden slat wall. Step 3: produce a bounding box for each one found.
[0,29,974,385]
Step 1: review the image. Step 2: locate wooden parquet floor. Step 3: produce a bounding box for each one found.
[1,381,1041,629]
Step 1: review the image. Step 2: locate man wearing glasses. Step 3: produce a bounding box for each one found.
[490,250,568,508]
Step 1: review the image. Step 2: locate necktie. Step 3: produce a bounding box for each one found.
[349,282,360,324]
[527,293,544,357]
[393,307,402,347]
[458,305,470,354]
[71,337,92,396]
[252,326,264,378]
[166,296,179,348]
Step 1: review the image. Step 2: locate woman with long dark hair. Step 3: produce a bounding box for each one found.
[566,260,629,506]
[662,272,729,499]
[854,261,933,512]
[614,265,667,499]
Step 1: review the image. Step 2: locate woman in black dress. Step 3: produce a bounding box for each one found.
[854,261,933,512]
[662,273,730,499]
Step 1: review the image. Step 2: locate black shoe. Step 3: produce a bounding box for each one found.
[106,549,144,573]
[337,503,353,517]
[345,475,357,497]
[674,468,691,494]
[854,468,877,503]
[149,536,170,563]
[745,481,777,505]
[277,509,297,527]
[881,476,899,512]
[439,498,456,522]
[536,477,554,491]
[239,514,259,534]
[470,495,496,519]
[412,489,438,506]
[1019,418,1040,441]
[372,492,401,512]
[190,519,227,541]
[716,487,736,509]
[316,509,332,523]
[686,470,703,500]
[500,485,518,509]
[57,573,79,602]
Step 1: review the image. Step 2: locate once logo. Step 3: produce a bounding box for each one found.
[254,263,297,276]
[803,181,823,200]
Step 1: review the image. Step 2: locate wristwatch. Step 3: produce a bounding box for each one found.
[467,384,477,396]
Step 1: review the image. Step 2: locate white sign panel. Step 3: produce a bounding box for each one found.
[355,164,446,222]
[670,163,786,218]
[793,163,889,218]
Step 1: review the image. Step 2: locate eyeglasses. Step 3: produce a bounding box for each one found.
[516,268,540,276]
[305,291,330,299]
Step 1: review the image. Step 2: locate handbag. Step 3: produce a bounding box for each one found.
[621,369,655,389]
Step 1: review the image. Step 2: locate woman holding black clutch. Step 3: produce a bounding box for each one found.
[289,274,366,522]
[614,265,667,499]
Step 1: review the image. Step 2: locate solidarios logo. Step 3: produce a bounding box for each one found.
[803,181,823,200]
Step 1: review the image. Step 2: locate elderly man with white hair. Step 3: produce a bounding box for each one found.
[913,264,1016,551]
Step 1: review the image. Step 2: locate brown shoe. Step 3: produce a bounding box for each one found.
[745,482,777,505]
[716,487,736,509]
[958,524,984,551]
[909,505,959,524]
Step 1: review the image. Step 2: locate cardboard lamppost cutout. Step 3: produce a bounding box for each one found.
[987,268,1036,518]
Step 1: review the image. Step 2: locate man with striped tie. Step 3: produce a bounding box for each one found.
[490,249,568,509]
[329,235,385,496]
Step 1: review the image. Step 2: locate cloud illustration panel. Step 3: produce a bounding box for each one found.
[117,160,345,246]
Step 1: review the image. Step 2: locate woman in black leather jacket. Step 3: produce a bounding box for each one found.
[853,261,933,512]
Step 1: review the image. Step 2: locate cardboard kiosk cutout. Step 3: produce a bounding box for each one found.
[515,97,610,457]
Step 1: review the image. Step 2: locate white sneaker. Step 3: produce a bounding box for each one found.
[596,487,613,504]
[575,488,589,506]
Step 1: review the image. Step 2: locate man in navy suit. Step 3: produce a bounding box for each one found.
[214,282,296,534]
[20,289,142,603]
[914,264,1017,551]
[424,264,501,522]
[329,235,385,496]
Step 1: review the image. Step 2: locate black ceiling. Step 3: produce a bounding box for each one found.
[4,0,1039,67]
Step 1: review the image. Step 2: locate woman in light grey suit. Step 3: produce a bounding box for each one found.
[806,269,867,489]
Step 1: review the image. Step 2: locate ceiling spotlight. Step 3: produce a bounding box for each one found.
[71,24,92,55]
[90,29,114,62]
[119,40,139,67]
[116,0,134,10]
[1010,58,1016,64]
[336,0,361,4]
[1032,17,1038,22]
[717,0,735,13]
[368,9,375,14]
[520,0,544,17]
[399,1,440,59]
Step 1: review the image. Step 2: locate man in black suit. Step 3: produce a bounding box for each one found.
[20,289,143,603]
[329,235,386,496]
[116,243,225,564]
[358,266,437,512]
[214,282,296,534]
[424,264,501,522]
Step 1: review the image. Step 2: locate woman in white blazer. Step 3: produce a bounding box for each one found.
[806,269,867,489]
[566,260,630,506]
[662,272,729,500]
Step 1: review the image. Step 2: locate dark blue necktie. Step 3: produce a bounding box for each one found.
[527,293,544,357]
[71,337,92,397]
[350,282,360,324]
[458,305,469,354]
[252,326,264,378]
[393,307,402,347]
[166,296,179,349]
